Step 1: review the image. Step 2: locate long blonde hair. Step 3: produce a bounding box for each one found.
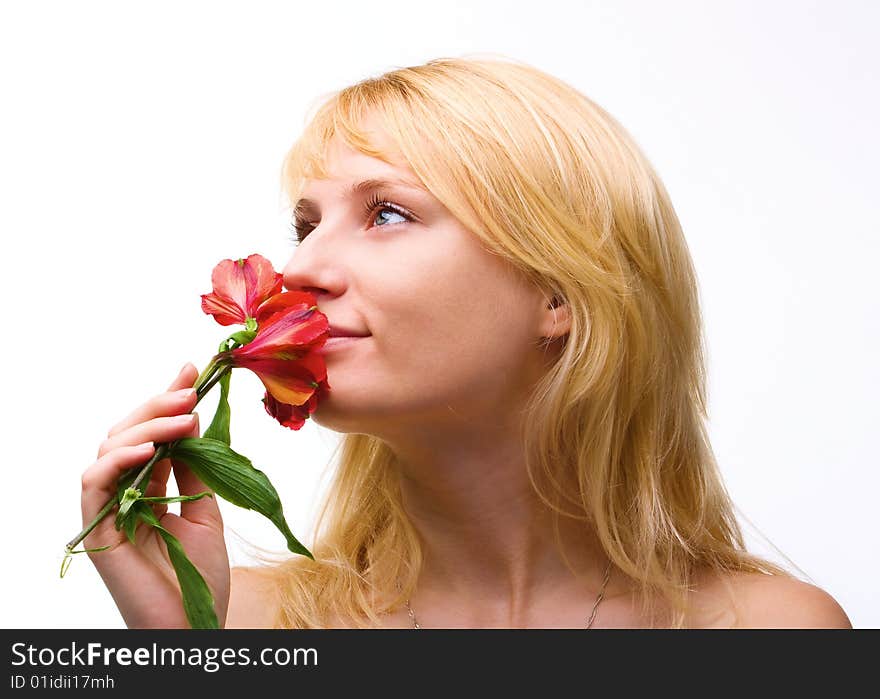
[259,55,791,628]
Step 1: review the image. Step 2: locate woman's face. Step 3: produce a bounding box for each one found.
[282,128,560,439]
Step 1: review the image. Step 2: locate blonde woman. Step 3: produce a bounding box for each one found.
[81,56,852,629]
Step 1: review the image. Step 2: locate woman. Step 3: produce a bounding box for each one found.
[81,56,851,628]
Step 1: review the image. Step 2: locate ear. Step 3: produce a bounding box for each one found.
[538,294,571,340]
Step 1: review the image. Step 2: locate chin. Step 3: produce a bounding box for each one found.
[310,398,403,438]
[309,402,367,434]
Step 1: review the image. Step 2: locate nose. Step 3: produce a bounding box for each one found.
[281,232,347,302]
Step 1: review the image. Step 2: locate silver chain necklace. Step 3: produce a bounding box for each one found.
[403,561,613,629]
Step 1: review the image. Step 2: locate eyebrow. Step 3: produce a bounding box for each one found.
[294,177,427,210]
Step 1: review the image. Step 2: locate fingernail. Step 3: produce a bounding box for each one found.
[178,362,190,376]
[175,388,196,399]
[173,413,196,424]
[137,441,155,451]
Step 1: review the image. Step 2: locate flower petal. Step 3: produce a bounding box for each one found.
[201,291,247,326]
[234,301,329,360]
[262,377,330,430]
[243,254,283,317]
[221,289,329,415]
[206,258,250,321]
[202,254,284,326]
[232,355,323,405]
[254,290,319,325]
[263,392,311,430]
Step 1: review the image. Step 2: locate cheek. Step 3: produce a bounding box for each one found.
[375,264,534,390]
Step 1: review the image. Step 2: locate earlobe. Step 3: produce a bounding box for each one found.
[541,295,571,340]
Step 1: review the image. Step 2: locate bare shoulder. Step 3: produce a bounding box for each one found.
[226,566,281,629]
[689,569,852,629]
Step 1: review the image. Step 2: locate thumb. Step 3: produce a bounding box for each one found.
[171,458,223,528]
[171,413,222,528]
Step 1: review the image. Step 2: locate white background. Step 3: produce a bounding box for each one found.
[1,0,876,628]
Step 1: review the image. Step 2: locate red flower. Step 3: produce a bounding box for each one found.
[201,254,282,326]
[262,378,330,430]
[222,291,330,428]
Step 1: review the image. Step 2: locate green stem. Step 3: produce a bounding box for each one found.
[64,358,232,554]
[197,368,227,398]
[194,358,222,393]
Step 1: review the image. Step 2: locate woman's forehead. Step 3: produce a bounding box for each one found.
[320,133,411,176]
[298,138,424,197]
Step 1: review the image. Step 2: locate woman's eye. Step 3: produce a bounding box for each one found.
[374,206,408,227]
[363,192,415,231]
[288,197,414,247]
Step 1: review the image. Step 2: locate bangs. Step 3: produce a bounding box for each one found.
[280,85,415,207]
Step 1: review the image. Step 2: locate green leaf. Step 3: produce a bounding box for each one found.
[123,510,140,545]
[114,487,142,529]
[134,503,219,629]
[114,463,153,530]
[169,437,313,559]
[138,492,213,504]
[122,492,215,548]
[203,370,231,445]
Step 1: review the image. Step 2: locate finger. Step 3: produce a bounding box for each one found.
[172,458,222,527]
[168,362,200,392]
[138,409,195,520]
[143,477,166,498]
[150,457,172,496]
[106,388,197,441]
[81,442,156,520]
[142,477,169,521]
[170,411,220,526]
[105,364,199,440]
[100,413,199,458]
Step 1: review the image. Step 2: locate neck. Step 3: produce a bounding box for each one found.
[384,418,614,626]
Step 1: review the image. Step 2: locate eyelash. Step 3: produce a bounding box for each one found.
[288,192,414,246]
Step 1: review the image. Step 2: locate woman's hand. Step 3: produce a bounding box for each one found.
[80,363,231,628]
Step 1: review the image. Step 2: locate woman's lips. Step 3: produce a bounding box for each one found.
[319,335,369,353]
[328,325,369,337]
